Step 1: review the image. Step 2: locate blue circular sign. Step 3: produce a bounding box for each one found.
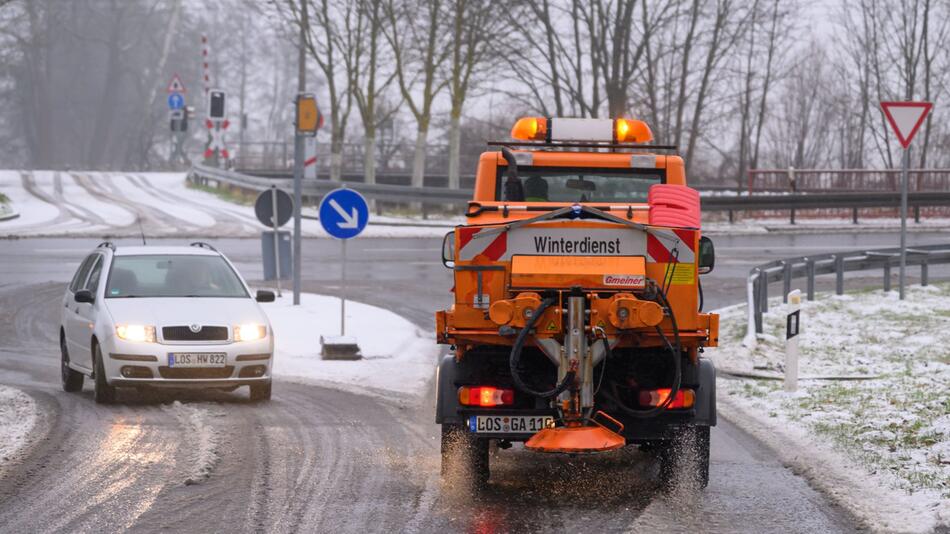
[168,92,185,110]
[318,188,369,239]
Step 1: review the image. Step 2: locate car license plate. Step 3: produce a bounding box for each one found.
[168,353,226,368]
[469,415,554,434]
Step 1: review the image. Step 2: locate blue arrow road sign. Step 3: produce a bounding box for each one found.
[167,92,185,110]
[318,188,369,239]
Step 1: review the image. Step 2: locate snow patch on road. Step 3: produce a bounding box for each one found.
[0,385,38,465]
[261,293,441,399]
[710,284,950,532]
[161,400,222,485]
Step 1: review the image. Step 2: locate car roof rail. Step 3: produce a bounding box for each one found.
[190,241,218,252]
[97,241,115,251]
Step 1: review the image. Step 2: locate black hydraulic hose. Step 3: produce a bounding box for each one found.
[602,280,683,419]
[698,278,704,311]
[509,297,575,399]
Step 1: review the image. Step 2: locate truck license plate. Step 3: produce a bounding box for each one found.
[168,353,226,368]
[469,415,554,434]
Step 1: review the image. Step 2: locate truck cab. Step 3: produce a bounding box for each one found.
[435,117,718,489]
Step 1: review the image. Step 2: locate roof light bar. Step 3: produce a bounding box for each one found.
[510,117,653,144]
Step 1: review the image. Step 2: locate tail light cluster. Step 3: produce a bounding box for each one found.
[458,386,515,407]
[639,388,695,409]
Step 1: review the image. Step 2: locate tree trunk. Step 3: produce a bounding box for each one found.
[330,133,343,182]
[447,111,461,189]
[411,125,428,188]
[363,135,376,184]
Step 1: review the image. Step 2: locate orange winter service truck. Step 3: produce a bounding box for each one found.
[434,117,719,488]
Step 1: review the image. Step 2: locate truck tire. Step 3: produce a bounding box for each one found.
[440,424,489,489]
[659,425,710,489]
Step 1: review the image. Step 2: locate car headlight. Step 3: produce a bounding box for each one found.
[234,324,267,342]
[115,324,156,343]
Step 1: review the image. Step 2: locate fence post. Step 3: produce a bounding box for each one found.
[752,271,763,334]
[782,261,792,302]
[884,263,891,292]
[914,205,920,223]
[760,270,769,313]
[728,209,734,224]
[835,254,845,295]
[852,207,859,224]
[788,166,796,225]
[921,259,929,286]
[806,258,816,300]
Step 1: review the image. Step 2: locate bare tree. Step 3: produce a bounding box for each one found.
[343,0,396,183]
[384,0,450,187]
[445,0,503,188]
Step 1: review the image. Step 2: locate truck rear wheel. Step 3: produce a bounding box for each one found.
[440,424,489,489]
[659,425,710,489]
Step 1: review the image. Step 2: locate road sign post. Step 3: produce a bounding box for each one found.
[292,93,321,306]
[255,187,294,296]
[880,101,932,300]
[318,187,369,336]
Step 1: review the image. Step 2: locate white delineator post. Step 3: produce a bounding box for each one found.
[785,289,801,392]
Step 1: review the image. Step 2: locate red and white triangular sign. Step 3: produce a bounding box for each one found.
[880,101,932,148]
[167,73,187,94]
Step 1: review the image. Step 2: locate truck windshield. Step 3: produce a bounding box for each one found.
[105,255,248,298]
[496,166,664,203]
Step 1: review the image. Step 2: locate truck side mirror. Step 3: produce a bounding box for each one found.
[442,231,455,269]
[74,289,95,304]
[255,289,276,302]
[698,236,715,274]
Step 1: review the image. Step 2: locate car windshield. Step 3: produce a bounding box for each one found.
[105,255,248,298]
[496,166,664,203]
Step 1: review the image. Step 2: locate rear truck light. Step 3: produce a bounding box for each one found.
[458,386,515,407]
[638,388,695,409]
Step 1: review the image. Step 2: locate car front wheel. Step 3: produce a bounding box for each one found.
[93,344,116,404]
[60,335,84,393]
[249,381,271,402]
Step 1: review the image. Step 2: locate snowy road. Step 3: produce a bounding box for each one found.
[2,179,949,532]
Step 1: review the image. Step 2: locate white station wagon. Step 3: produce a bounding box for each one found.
[59,242,275,403]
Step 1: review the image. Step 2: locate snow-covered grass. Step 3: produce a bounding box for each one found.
[711,284,950,532]
[261,292,441,399]
[161,400,222,485]
[0,385,38,465]
[0,169,455,238]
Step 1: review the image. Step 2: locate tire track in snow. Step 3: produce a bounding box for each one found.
[130,173,259,236]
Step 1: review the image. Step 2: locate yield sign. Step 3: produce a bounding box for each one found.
[167,73,187,94]
[880,101,932,148]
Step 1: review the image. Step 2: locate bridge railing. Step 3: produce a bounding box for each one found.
[747,168,950,193]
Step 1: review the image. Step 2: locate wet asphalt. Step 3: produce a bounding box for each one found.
[1,231,948,532]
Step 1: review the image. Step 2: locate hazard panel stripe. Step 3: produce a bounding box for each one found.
[647,229,696,263]
[481,233,508,261]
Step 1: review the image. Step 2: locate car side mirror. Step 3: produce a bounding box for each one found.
[74,289,95,304]
[256,290,276,303]
[442,231,455,269]
[698,236,715,275]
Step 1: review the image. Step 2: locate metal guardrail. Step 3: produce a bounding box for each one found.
[746,243,950,335]
[190,164,950,218]
[189,163,472,205]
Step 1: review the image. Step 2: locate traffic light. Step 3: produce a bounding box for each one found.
[208,90,226,120]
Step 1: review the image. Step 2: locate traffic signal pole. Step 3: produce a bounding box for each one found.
[292,1,308,306]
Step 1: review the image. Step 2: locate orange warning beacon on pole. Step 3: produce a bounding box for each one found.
[434,117,719,488]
